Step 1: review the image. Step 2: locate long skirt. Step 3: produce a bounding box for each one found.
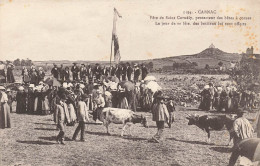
[0,103,11,129]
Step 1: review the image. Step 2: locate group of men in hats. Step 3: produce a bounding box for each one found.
[50,62,149,84]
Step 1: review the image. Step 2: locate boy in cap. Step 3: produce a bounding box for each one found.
[72,94,89,142]
[166,98,176,128]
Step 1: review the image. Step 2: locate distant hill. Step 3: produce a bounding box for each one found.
[33,46,243,70]
[143,47,242,69]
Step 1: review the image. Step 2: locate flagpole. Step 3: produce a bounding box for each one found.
[109,8,115,76]
[109,34,113,76]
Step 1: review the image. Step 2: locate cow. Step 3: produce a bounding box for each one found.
[186,114,236,145]
[94,107,148,136]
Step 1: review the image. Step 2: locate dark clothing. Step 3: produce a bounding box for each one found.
[16,91,26,114]
[126,66,133,81]
[30,71,38,85]
[94,66,102,80]
[71,66,79,81]
[122,66,127,81]
[7,66,15,83]
[115,67,121,80]
[111,67,116,76]
[199,89,211,111]
[64,70,70,81]
[86,67,93,80]
[72,121,85,140]
[51,67,59,79]
[38,71,45,82]
[153,121,165,141]
[59,67,65,81]
[134,68,140,82]
[102,68,109,77]
[27,90,35,114]
[80,67,87,81]
[57,122,65,142]
[141,66,149,80]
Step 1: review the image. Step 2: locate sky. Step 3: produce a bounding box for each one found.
[0,0,259,61]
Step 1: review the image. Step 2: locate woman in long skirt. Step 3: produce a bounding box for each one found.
[16,87,26,114]
[0,87,11,129]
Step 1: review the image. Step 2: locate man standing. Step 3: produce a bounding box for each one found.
[228,109,254,166]
[115,65,121,80]
[51,64,59,79]
[86,65,93,82]
[71,63,79,81]
[59,64,65,81]
[93,63,102,81]
[56,95,69,145]
[133,64,141,82]
[79,64,87,81]
[126,63,133,81]
[102,66,109,77]
[141,64,149,80]
[72,94,89,142]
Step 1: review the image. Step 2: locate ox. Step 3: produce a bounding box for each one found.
[95,107,148,136]
[186,114,236,145]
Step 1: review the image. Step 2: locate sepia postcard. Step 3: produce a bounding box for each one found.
[0,0,259,165]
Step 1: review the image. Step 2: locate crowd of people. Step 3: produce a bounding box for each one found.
[199,82,259,112]
[0,61,259,165]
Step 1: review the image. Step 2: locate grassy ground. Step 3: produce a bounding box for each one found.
[0,106,257,166]
[1,73,258,166]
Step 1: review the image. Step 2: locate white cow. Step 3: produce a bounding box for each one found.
[96,107,148,136]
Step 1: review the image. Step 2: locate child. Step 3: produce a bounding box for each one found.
[167,99,176,128]
[72,94,89,142]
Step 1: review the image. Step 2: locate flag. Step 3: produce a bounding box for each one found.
[113,34,120,64]
[112,8,122,64]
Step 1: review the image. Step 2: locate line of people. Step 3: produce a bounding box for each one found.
[199,83,259,112]
[50,62,149,83]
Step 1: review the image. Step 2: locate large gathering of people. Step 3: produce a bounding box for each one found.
[0,61,259,165]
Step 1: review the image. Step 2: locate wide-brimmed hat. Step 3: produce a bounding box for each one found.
[6,88,11,92]
[0,86,5,90]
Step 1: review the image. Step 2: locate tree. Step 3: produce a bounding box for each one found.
[218,61,223,66]
[13,58,21,66]
[21,59,26,66]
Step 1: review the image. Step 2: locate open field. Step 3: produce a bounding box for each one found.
[1,73,258,166]
[1,105,257,166]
